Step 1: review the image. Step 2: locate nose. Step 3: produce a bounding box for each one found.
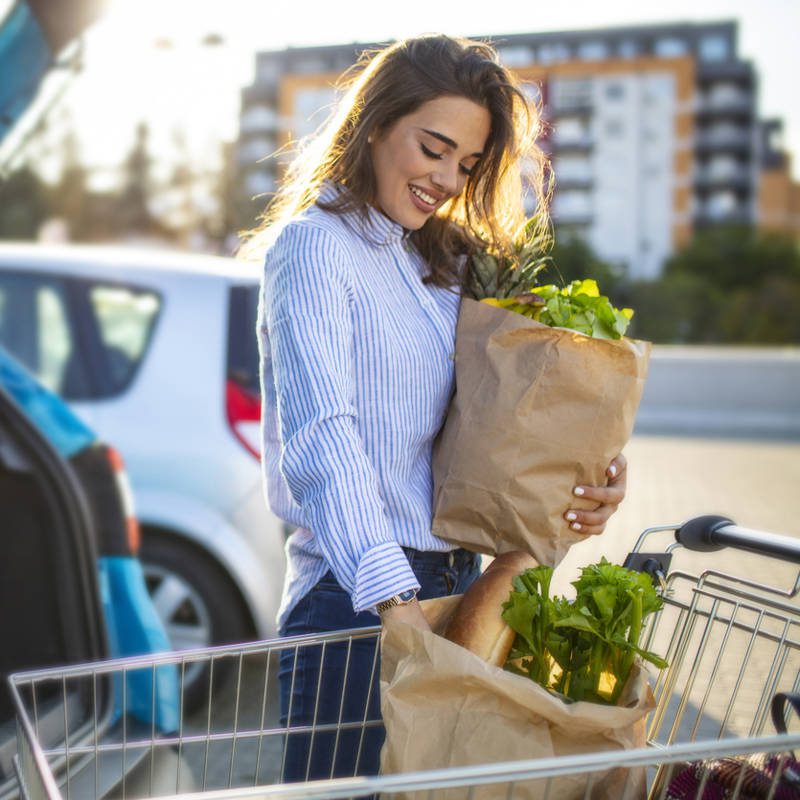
[430,159,461,197]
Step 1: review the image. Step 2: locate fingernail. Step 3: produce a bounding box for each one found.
[565,512,577,521]
[573,487,585,496]
[608,464,618,478]
[571,522,582,531]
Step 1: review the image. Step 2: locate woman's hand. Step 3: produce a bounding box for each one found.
[562,453,627,536]
[379,599,431,631]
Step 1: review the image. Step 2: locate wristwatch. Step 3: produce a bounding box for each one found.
[376,589,418,615]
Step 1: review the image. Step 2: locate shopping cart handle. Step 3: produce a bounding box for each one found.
[676,515,800,564]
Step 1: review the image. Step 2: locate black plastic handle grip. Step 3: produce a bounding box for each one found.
[675,515,800,564]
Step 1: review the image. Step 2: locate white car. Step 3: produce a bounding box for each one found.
[0,243,286,703]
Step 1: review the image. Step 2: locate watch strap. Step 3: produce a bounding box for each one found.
[376,588,417,615]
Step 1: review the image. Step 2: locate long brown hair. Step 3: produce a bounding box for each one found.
[240,34,551,288]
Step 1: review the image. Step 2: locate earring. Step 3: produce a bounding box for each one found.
[367,134,373,144]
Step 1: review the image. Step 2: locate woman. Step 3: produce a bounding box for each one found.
[248,34,627,782]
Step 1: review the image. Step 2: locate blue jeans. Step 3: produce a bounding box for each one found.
[277,547,481,783]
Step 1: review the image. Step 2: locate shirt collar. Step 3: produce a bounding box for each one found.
[317,180,407,245]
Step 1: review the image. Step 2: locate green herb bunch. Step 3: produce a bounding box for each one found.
[501,559,667,705]
[465,215,634,340]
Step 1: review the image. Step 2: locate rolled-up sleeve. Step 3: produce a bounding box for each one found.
[261,221,419,613]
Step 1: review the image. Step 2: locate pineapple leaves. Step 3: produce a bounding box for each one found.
[466,218,634,340]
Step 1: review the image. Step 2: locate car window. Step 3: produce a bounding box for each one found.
[0,273,81,395]
[38,285,73,391]
[227,285,260,395]
[88,284,160,392]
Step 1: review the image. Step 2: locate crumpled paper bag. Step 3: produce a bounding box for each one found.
[380,596,653,800]
[432,298,651,563]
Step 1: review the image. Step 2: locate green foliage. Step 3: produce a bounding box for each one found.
[664,225,800,290]
[630,227,800,344]
[501,558,666,705]
[484,279,634,339]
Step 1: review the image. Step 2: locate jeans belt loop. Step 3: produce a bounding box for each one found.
[448,551,455,568]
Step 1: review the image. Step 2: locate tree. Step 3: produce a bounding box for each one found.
[116,121,155,234]
[0,167,49,239]
[664,225,800,290]
[630,226,800,344]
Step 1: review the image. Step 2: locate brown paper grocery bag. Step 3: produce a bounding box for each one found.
[432,298,651,563]
[379,596,653,800]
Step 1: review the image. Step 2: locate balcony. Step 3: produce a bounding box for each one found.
[549,132,594,152]
[693,206,753,226]
[695,128,753,155]
[693,168,753,191]
[555,174,594,190]
[240,106,280,135]
[696,95,754,122]
[552,210,594,226]
[697,61,755,85]
[242,83,279,107]
[547,100,593,116]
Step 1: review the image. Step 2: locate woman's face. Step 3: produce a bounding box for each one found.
[369,95,491,230]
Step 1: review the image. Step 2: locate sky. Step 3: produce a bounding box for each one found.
[9,0,800,179]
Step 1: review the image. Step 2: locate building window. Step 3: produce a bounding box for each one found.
[605,119,624,138]
[498,45,533,67]
[293,87,338,137]
[577,41,609,61]
[538,42,571,64]
[654,37,688,58]
[605,82,625,101]
[618,40,638,59]
[256,58,282,83]
[553,190,592,217]
[551,78,593,111]
[240,105,278,133]
[699,34,729,62]
[706,191,738,218]
[553,117,591,145]
[554,155,592,181]
[292,55,329,74]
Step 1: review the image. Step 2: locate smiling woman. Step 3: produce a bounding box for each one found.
[246,33,552,784]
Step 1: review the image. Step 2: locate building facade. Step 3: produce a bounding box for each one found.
[237,21,789,279]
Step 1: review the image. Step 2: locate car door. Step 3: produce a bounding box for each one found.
[0,375,109,798]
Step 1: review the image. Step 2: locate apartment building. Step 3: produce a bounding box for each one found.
[237,21,779,279]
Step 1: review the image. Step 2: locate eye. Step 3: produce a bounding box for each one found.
[420,143,443,160]
[459,163,474,177]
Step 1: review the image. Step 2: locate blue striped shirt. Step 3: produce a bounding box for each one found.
[258,183,461,628]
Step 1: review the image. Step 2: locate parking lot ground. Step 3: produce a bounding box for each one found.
[553,433,800,595]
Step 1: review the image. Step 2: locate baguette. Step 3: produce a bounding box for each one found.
[444,551,538,666]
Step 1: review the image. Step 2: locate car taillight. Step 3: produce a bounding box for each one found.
[226,379,261,460]
[107,446,141,554]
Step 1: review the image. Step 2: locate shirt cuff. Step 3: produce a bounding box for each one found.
[351,541,420,615]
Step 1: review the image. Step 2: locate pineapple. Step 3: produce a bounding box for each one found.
[465,213,552,307]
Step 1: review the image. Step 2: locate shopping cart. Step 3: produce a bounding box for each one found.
[9,514,800,799]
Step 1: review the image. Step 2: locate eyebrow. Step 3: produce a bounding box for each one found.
[421,128,483,158]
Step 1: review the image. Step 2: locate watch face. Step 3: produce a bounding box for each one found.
[398,589,417,603]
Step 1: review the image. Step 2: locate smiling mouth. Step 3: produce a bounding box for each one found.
[409,185,439,207]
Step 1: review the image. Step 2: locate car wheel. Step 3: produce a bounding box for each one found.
[139,534,252,712]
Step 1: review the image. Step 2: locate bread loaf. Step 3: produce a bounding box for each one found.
[444,551,538,667]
